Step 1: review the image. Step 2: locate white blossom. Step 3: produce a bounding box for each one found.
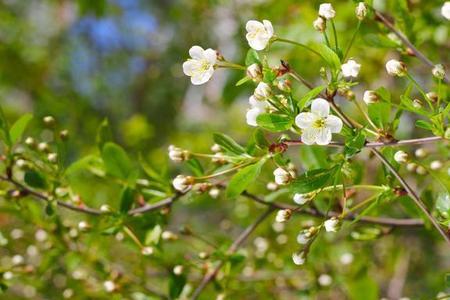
[172,175,194,192]
[296,229,313,244]
[275,209,292,223]
[318,274,333,286]
[430,160,442,170]
[266,182,278,191]
[319,3,336,19]
[168,145,189,162]
[295,98,343,145]
[341,59,361,78]
[246,95,269,126]
[324,217,340,232]
[103,281,116,292]
[11,254,24,265]
[182,46,217,85]
[208,187,220,198]
[394,150,408,163]
[253,82,271,100]
[412,99,423,109]
[355,2,367,20]
[432,64,446,79]
[442,2,450,20]
[273,167,292,185]
[385,59,407,76]
[313,17,326,32]
[292,251,306,265]
[293,193,314,205]
[245,20,274,50]
[247,63,262,82]
[363,90,379,104]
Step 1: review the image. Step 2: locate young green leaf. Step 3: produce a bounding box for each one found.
[227,159,266,198]
[0,105,11,146]
[368,102,391,129]
[245,49,260,66]
[253,128,269,149]
[213,133,247,155]
[235,76,251,86]
[24,170,47,189]
[256,113,293,132]
[102,142,133,179]
[96,118,112,150]
[297,86,325,111]
[310,43,341,71]
[344,129,366,158]
[291,166,338,194]
[120,186,135,213]
[9,113,32,144]
[185,158,204,177]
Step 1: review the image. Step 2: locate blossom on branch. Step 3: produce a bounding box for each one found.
[245,20,274,51]
[182,46,217,85]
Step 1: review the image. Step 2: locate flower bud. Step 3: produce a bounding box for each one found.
[11,254,24,266]
[394,150,408,163]
[173,265,183,275]
[273,167,292,185]
[275,209,292,223]
[47,153,58,163]
[318,274,333,287]
[318,3,335,19]
[212,152,227,164]
[355,2,367,20]
[103,280,116,293]
[161,230,178,241]
[210,144,221,153]
[414,148,427,158]
[276,79,291,93]
[59,130,69,140]
[416,165,427,175]
[324,217,340,232]
[198,251,209,259]
[363,90,379,104]
[385,59,407,76]
[266,182,278,191]
[293,192,314,205]
[38,142,49,152]
[412,99,423,109]
[430,160,442,170]
[141,246,154,256]
[292,251,306,265]
[246,63,262,82]
[15,159,27,169]
[78,221,90,232]
[432,64,445,80]
[313,17,326,32]
[426,92,438,103]
[43,116,55,127]
[254,82,271,100]
[208,187,220,199]
[406,162,417,172]
[168,145,189,162]
[172,175,194,192]
[25,137,35,147]
[296,228,314,244]
[100,204,111,212]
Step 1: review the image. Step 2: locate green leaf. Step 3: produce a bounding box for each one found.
[168,273,186,299]
[145,225,162,245]
[344,129,366,158]
[291,166,338,193]
[185,158,204,177]
[24,170,47,189]
[227,159,266,198]
[415,120,433,131]
[96,119,112,150]
[346,275,379,300]
[256,113,293,132]
[120,186,135,213]
[0,105,11,146]
[310,43,341,71]
[363,34,399,48]
[368,102,391,129]
[101,142,133,179]
[375,87,391,103]
[213,133,247,156]
[253,128,269,149]
[235,76,250,86]
[245,49,260,66]
[297,86,325,111]
[9,113,32,144]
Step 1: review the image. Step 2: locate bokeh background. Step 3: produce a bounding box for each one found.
[0,0,449,299]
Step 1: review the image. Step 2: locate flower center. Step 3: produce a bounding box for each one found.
[312,118,325,129]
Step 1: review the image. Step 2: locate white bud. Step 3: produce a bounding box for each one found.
[341,59,361,78]
[172,175,194,192]
[78,221,90,231]
[141,246,154,256]
[432,64,446,80]
[426,92,438,103]
[414,148,427,158]
[208,187,220,199]
[246,63,262,82]
[100,204,111,212]
[430,160,442,170]
[313,17,326,32]
[11,254,24,265]
[293,193,314,205]
[10,229,24,239]
[254,82,271,100]
[47,153,58,163]
[37,142,49,152]
[173,265,184,275]
[386,59,407,76]
[211,144,221,153]
[168,145,189,162]
[412,99,423,109]
[296,229,313,245]
[275,209,292,223]
[292,251,306,265]
[318,274,333,286]
[35,229,48,242]
[394,151,409,163]
[266,182,278,191]
[340,252,354,265]
[318,3,335,19]
[25,137,35,146]
[212,152,227,164]
[103,280,116,292]
[273,167,291,185]
[416,165,427,175]
[3,271,13,280]
[355,2,367,20]
[324,217,340,232]
[441,2,450,20]
[363,90,379,104]
[161,231,178,240]
[15,159,27,168]
[406,163,417,172]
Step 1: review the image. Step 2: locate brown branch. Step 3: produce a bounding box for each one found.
[283,136,443,148]
[190,207,275,300]
[242,191,424,227]
[373,9,449,84]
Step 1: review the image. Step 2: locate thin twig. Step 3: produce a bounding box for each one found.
[373,9,449,84]
[191,207,275,300]
[242,191,424,227]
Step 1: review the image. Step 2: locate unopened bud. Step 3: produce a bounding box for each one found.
[100,204,111,212]
[416,165,427,175]
[426,92,438,103]
[324,217,340,232]
[15,159,27,169]
[412,99,423,109]
[198,251,209,259]
[141,246,154,256]
[173,265,183,275]
[386,59,407,76]
[47,153,58,163]
[430,160,442,170]
[355,2,367,20]
[313,17,326,32]
[212,152,227,164]
[168,145,189,162]
[211,144,221,153]
[43,116,55,127]
[276,79,291,92]
[246,63,262,82]
[273,167,292,185]
[432,64,446,80]
[394,150,408,163]
[77,221,90,232]
[275,209,292,223]
[208,187,220,199]
[266,182,278,191]
[37,142,49,152]
[292,251,306,265]
[59,130,69,140]
[172,175,194,192]
[406,162,417,172]
[414,148,427,158]
[161,231,178,241]
[363,90,379,104]
[25,137,35,147]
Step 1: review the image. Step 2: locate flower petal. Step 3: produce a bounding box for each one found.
[191,68,214,85]
[246,107,263,126]
[325,115,343,133]
[189,46,204,59]
[315,128,332,145]
[263,20,274,37]
[301,128,318,145]
[182,60,197,76]
[246,34,269,50]
[246,20,264,32]
[311,98,329,117]
[295,112,316,129]
[203,48,217,65]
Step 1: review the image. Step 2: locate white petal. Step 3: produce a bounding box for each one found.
[246,20,264,32]
[203,48,217,65]
[325,115,343,133]
[315,128,332,145]
[191,68,214,85]
[182,60,197,76]
[295,112,316,129]
[247,34,269,51]
[263,20,274,37]
[311,98,330,117]
[301,128,318,145]
[246,108,262,126]
[189,46,204,59]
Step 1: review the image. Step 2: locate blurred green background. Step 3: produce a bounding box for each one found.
[0,0,449,299]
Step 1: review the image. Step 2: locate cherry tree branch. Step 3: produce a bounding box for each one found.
[372,8,449,84]
[191,207,275,300]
